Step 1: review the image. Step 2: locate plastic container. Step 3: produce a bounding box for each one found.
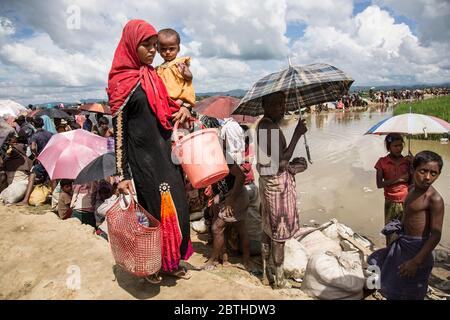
[172,119,229,189]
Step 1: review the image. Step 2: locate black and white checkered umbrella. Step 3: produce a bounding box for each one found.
[232,63,354,116]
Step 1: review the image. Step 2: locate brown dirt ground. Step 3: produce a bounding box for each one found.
[1,204,448,300]
[0,204,311,300]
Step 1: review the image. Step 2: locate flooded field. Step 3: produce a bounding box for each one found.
[277,107,450,248]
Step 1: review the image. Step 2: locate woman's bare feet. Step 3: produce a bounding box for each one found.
[144,273,162,284]
[164,267,193,280]
[201,260,218,271]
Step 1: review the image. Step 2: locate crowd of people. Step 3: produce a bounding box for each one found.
[0,19,446,299]
[369,87,449,103]
[0,108,119,234]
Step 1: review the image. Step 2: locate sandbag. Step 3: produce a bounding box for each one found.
[284,239,308,279]
[191,218,208,234]
[0,180,28,204]
[321,220,373,254]
[302,251,365,300]
[29,184,51,206]
[298,228,342,257]
[321,221,355,241]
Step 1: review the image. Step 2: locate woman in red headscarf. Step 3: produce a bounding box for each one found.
[108,20,193,282]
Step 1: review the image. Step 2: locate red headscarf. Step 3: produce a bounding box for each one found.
[107,19,179,130]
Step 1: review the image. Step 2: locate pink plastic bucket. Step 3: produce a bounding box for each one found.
[172,119,229,189]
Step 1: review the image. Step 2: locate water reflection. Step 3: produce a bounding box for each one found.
[277,107,450,248]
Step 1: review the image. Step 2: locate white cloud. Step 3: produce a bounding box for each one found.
[0,1,448,104]
[286,0,354,29]
[374,0,450,44]
[290,5,450,85]
[0,17,15,37]
[180,0,289,59]
[0,33,106,87]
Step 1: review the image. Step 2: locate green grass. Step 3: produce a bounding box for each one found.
[394,95,450,122]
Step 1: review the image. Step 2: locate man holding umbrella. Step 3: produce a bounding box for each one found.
[257,91,308,289]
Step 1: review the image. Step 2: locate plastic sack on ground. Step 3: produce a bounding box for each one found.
[321,221,355,241]
[302,251,365,300]
[29,184,52,206]
[191,218,208,234]
[284,239,308,279]
[0,180,28,204]
[298,228,342,257]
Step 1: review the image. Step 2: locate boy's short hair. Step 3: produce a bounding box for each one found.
[385,133,403,151]
[33,116,44,129]
[262,91,285,109]
[413,150,443,173]
[158,28,180,44]
[60,179,73,187]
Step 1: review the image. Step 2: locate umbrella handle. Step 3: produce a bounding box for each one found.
[303,135,313,164]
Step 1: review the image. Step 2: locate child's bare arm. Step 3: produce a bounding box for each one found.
[376,168,408,188]
[178,63,193,81]
[399,192,444,277]
[280,119,307,169]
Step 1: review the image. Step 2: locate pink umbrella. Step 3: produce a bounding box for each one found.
[38,129,109,180]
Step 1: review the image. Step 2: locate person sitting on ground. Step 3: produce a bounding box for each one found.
[369,151,445,300]
[0,133,33,204]
[202,123,251,272]
[70,181,98,228]
[156,28,195,109]
[240,124,262,256]
[16,117,54,206]
[57,179,73,220]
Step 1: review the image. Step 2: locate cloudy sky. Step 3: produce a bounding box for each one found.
[0,0,449,104]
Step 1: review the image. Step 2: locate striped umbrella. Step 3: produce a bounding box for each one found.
[233,62,353,164]
[366,113,450,152]
[232,63,354,116]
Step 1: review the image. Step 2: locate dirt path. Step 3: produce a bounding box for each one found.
[0,205,310,300]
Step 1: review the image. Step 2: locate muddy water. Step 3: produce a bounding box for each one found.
[276,107,450,248]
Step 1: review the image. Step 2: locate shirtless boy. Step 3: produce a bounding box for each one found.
[369,150,445,300]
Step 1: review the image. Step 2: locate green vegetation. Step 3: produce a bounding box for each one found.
[394,95,450,122]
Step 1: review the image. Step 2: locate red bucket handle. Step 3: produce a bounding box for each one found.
[172,117,206,144]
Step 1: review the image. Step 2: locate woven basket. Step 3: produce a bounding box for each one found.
[106,195,161,277]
